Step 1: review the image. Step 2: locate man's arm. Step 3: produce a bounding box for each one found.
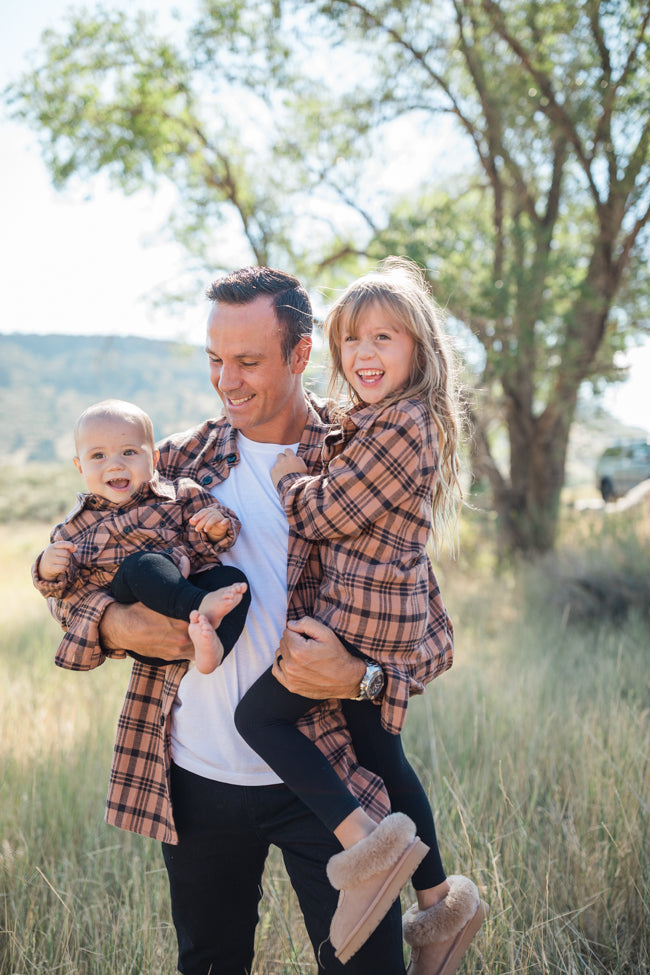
[99,602,195,660]
[273,617,366,698]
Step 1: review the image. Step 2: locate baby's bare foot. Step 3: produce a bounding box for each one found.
[188,610,224,674]
[197,582,248,630]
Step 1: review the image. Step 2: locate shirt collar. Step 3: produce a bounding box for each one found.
[65,471,173,519]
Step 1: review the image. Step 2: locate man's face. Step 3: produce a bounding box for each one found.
[206,295,311,444]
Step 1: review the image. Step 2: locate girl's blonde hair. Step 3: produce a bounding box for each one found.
[324,257,463,552]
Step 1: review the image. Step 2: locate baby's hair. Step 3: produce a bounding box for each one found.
[73,400,156,453]
[324,257,463,553]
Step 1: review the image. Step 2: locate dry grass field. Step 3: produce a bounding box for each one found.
[1,499,648,973]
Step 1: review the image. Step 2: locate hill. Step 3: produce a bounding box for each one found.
[0,333,221,463]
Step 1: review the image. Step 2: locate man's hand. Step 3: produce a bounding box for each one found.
[38,541,76,581]
[273,617,365,699]
[99,601,195,660]
[271,449,308,489]
[189,507,231,543]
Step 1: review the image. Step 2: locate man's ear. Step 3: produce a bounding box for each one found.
[153,448,160,468]
[291,335,312,375]
[73,456,82,475]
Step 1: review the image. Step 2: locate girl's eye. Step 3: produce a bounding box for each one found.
[123,449,136,456]
[91,453,104,460]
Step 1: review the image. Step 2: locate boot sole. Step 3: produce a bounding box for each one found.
[334,838,429,964]
[435,899,489,975]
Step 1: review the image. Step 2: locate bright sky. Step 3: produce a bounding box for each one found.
[1,0,208,344]
[1,0,648,431]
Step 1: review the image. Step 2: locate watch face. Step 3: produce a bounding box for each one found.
[366,670,384,698]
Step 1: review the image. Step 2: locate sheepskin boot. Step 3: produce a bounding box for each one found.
[402,875,488,975]
[327,812,428,964]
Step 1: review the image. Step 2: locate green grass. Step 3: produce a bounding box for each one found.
[1,511,649,973]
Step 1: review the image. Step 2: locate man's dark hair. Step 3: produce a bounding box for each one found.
[206,266,313,361]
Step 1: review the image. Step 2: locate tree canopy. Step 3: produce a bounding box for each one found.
[6,0,650,551]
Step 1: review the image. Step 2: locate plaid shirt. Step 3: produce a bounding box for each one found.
[276,397,452,731]
[47,393,453,843]
[32,473,239,612]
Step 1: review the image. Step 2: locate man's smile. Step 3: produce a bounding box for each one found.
[226,393,255,406]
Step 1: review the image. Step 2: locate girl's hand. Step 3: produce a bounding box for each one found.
[38,541,77,581]
[190,507,231,542]
[271,449,308,489]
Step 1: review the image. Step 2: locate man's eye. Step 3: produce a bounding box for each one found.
[241,361,258,367]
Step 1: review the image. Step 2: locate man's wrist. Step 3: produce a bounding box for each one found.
[353,659,385,701]
[98,600,125,652]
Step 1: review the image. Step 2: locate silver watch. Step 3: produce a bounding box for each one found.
[353,659,385,701]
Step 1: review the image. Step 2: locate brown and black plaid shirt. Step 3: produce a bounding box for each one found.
[276,396,451,733]
[46,393,453,843]
[32,472,239,606]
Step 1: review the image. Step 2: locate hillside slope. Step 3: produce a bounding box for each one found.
[0,333,220,463]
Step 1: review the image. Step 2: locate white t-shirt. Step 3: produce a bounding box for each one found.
[170,433,299,785]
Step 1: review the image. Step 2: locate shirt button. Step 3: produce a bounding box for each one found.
[201,474,213,485]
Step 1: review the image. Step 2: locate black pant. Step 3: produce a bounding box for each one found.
[110,551,250,665]
[162,764,406,974]
[235,666,446,891]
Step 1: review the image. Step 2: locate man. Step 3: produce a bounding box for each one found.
[50,267,453,974]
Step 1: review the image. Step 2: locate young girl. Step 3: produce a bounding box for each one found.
[234,258,487,971]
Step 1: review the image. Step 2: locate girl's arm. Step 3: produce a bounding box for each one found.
[276,406,430,541]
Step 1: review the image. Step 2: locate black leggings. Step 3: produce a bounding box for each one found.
[235,664,446,890]
[110,551,250,666]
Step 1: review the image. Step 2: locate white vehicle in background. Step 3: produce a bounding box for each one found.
[596,440,650,501]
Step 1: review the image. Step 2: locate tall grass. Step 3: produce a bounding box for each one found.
[1,512,649,974]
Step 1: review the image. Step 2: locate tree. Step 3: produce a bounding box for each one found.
[283,0,650,551]
[6,0,650,552]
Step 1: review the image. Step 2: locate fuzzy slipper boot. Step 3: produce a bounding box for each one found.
[327,812,428,964]
[403,875,488,975]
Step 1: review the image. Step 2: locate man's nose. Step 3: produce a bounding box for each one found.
[218,363,241,391]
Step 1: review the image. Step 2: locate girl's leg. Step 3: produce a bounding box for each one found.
[341,698,447,898]
[234,667,362,835]
[236,669,430,961]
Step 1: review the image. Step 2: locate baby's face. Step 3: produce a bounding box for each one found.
[73,414,157,504]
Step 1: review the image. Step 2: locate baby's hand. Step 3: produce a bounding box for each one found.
[190,507,231,543]
[271,449,308,488]
[39,541,77,582]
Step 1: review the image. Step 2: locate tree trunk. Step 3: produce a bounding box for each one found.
[471,388,577,556]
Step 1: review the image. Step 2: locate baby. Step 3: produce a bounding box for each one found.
[33,399,249,672]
